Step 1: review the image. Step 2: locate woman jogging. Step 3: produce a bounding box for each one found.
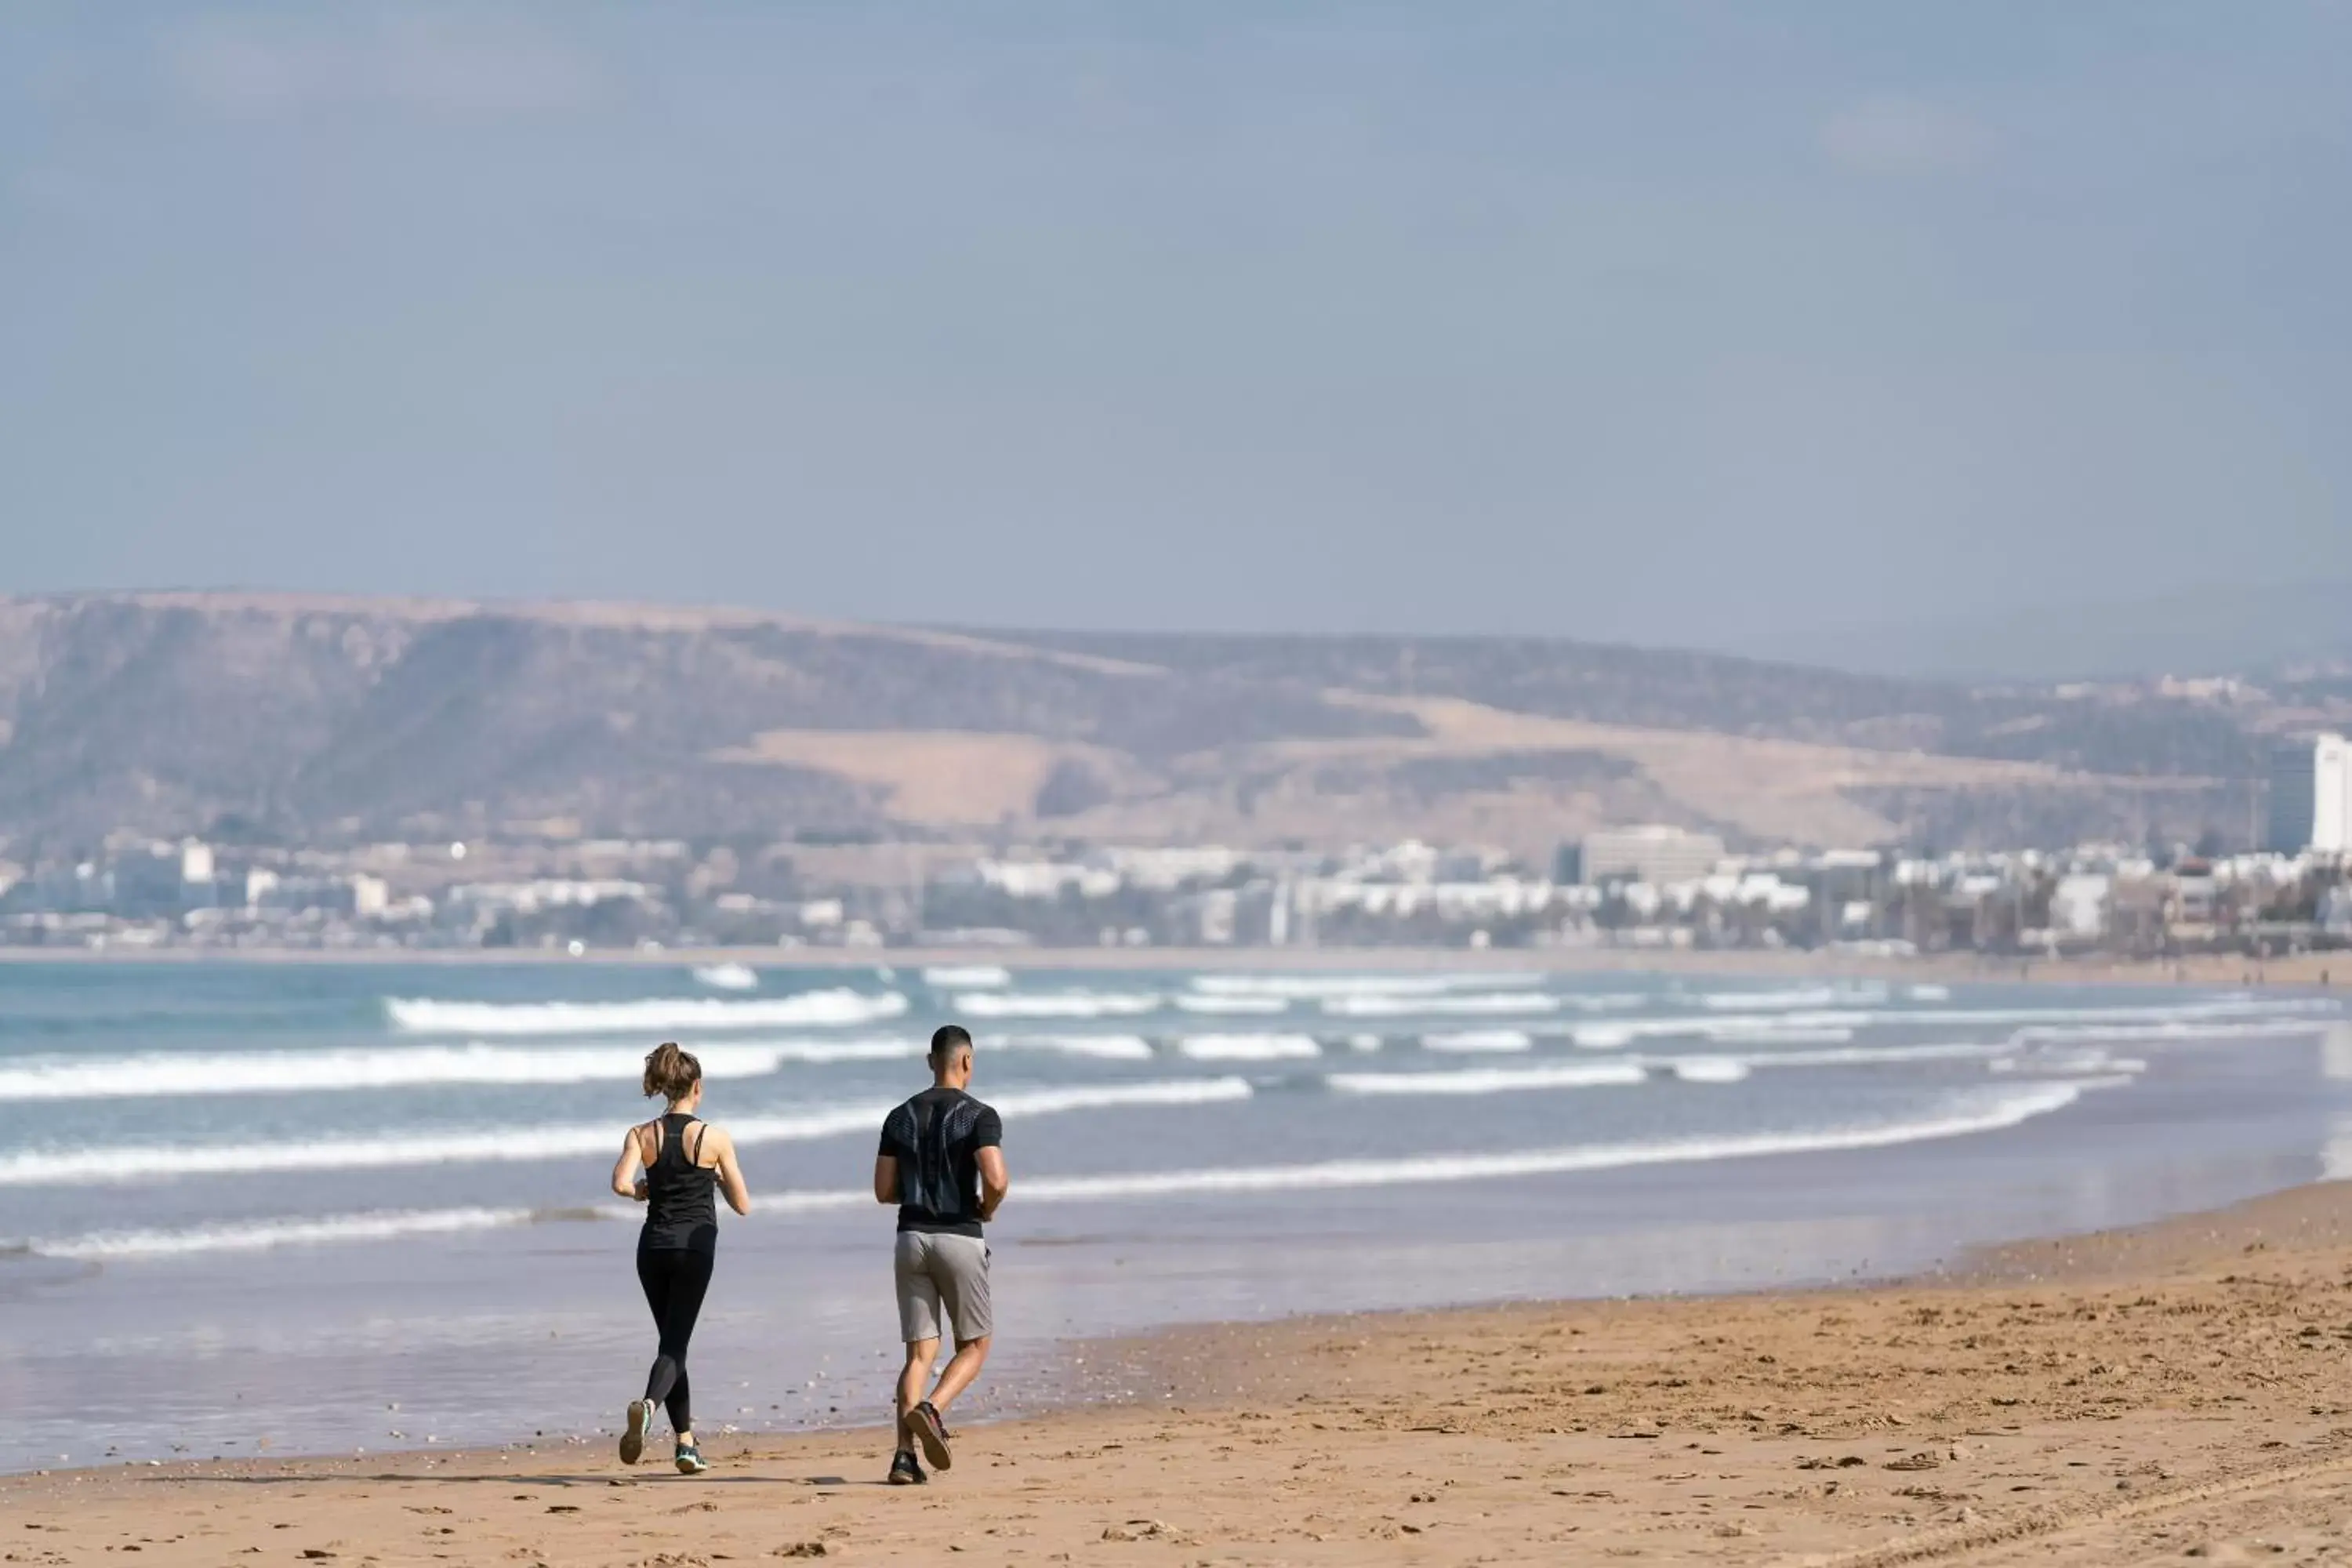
[611,1041,751,1474]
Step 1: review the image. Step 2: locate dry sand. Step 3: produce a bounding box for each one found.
[11,1185,2352,1566]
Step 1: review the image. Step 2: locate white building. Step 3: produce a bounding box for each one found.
[1105,847,1241,891]
[2051,873,2112,941]
[1581,825,1726,887]
[1196,887,1238,945]
[350,874,390,919]
[2267,734,2352,854]
[972,858,1120,899]
[446,879,652,914]
[2324,884,2352,938]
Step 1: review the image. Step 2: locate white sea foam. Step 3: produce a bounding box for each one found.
[0,1038,927,1101]
[0,1077,1251,1186]
[1589,1003,2230,1044]
[1330,1062,1649,1096]
[1719,1041,2013,1069]
[1668,1056,1752,1084]
[996,1033,1156,1062]
[1908,984,1953,1002]
[1699,1025,1860,1044]
[691,963,760,992]
[995,1077,1253,1114]
[1745,998,2338,1034]
[1569,1018,1857,1050]
[1174,1033,1322,1062]
[27,1205,564,1260]
[922,964,1012,989]
[30,1083,2086,1255]
[384,989,907,1036]
[1173,994,1293,1015]
[1992,1052,2147,1076]
[748,1038,931,1064]
[2007,1020,2331,1046]
[1189,973,1541,999]
[1328,1042,2009,1098]
[1000,1082,2089,1201]
[1420,1029,1534,1054]
[1322,992,1561,1018]
[1697,984,1888,1011]
[952,990,1163,1019]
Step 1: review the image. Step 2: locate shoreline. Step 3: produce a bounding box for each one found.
[13,1181,2352,1564]
[0,941,2341,989]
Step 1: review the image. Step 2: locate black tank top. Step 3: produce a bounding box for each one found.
[640,1112,719,1254]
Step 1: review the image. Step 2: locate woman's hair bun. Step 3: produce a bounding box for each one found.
[642,1040,702,1101]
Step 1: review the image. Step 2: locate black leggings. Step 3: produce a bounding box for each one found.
[636,1247,715,1435]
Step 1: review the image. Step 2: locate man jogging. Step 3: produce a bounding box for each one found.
[874,1024,1008,1485]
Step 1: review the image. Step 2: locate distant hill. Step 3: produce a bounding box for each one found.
[0,593,2312,858]
[1731,579,2352,681]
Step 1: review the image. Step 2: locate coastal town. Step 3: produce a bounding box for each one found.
[8,735,2347,964]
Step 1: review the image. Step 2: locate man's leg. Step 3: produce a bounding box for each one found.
[901,1337,989,1472]
[924,1334,992,1417]
[896,1338,940,1442]
[903,1236,992,1470]
[891,1232,944,1476]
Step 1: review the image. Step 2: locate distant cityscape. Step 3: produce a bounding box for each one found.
[4,734,2347,963]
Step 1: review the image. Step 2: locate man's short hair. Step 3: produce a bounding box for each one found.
[929,1024,973,1061]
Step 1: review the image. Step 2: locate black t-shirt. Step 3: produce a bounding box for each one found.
[878,1087,1003,1238]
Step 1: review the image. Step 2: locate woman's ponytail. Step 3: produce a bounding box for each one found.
[642,1041,702,1102]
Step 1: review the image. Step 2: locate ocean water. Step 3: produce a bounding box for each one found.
[1,960,2346,1473]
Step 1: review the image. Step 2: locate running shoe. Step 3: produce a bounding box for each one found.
[887,1449,927,1486]
[619,1399,652,1465]
[674,1442,708,1475]
[908,1400,953,1472]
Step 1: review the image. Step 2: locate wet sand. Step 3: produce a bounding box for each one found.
[11,1183,2352,1565]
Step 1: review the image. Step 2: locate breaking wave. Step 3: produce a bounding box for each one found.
[1420,1030,1535,1054]
[1172,994,1293,1015]
[1322,992,1561,1018]
[0,1038,927,1101]
[996,1033,1156,1062]
[921,965,1012,989]
[1189,973,1544,1000]
[24,1083,2089,1258]
[1174,1033,1323,1062]
[0,1077,1251,1186]
[1330,1062,1650,1096]
[384,989,907,1036]
[951,991,1163,1019]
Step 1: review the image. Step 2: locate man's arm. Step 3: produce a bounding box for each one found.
[975,1145,1009,1221]
[873,1153,899,1205]
[974,1105,1008,1220]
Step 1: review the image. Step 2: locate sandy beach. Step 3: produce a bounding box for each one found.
[11,1181,2351,1566]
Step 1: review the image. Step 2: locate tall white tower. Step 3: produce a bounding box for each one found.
[2267,734,2352,854]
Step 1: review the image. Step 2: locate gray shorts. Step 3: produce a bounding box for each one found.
[894,1230,992,1345]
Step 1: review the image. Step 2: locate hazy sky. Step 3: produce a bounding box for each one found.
[2,3,2345,647]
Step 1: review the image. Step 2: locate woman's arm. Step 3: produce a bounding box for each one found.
[706,1127,752,1216]
[612,1125,648,1201]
